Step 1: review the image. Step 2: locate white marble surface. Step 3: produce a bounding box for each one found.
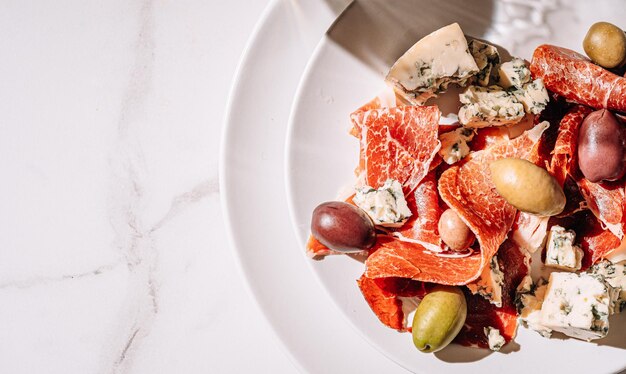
[0,0,298,372]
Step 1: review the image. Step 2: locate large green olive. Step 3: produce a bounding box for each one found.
[412,286,467,353]
[311,201,376,252]
[578,109,626,182]
[490,158,565,216]
[583,22,626,68]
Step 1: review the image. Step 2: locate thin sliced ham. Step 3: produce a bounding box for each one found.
[366,123,548,285]
[392,172,443,252]
[549,105,592,186]
[577,179,625,240]
[455,240,527,348]
[530,44,626,112]
[353,106,441,191]
[357,275,427,331]
[548,105,625,241]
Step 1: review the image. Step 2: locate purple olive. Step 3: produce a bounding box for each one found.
[311,201,376,253]
[578,109,626,182]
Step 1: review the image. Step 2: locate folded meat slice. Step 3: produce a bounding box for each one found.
[548,105,625,241]
[454,240,527,348]
[577,179,625,240]
[392,172,443,252]
[353,105,441,191]
[530,44,626,112]
[549,105,592,186]
[357,275,428,331]
[366,123,548,284]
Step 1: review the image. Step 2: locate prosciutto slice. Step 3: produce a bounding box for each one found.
[392,172,443,252]
[357,275,429,331]
[352,106,441,191]
[548,105,625,241]
[365,123,548,285]
[549,105,592,186]
[578,179,625,240]
[530,44,626,112]
[455,240,527,348]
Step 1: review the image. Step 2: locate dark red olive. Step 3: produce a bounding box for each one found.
[311,201,376,252]
[578,109,626,182]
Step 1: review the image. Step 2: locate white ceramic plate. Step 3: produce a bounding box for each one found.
[221,0,409,373]
[286,1,626,373]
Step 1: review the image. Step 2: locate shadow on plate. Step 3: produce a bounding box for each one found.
[327,0,497,75]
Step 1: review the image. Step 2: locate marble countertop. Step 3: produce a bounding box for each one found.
[0,0,298,372]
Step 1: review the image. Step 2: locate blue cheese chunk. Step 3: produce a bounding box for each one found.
[544,225,583,271]
[540,272,614,341]
[468,39,500,86]
[354,179,412,228]
[496,57,531,89]
[517,278,552,338]
[458,86,525,128]
[438,127,475,165]
[590,260,626,312]
[484,326,506,351]
[386,23,479,105]
[511,79,549,115]
[467,256,505,307]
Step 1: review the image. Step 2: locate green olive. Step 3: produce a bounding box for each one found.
[412,286,467,353]
[583,22,626,68]
[490,158,565,216]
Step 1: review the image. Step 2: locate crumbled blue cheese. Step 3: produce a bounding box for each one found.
[354,179,412,228]
[438,127,475,165]
[484,326,506,351]
[468,39,500,86]
[517,277,552,338]
[496,57,531,89]
[544,225,583,271]
[467,256,505,307]
[386,23,479,105]
[511,79,549,115]
[589,260,626,312]
[458,85,525,128]
[540,272,614,341]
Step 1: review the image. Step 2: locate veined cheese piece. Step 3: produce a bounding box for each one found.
[540,272,614,341]
[517,277,552,338]
[467,256,505,307]
[511,79,550,115]
[386,23,479,105]
[354,179,412,228]
[484,326,506,351]
[438,127,475,165]
[590,260,626,313]
[544,226,584,271]
[458,86,525,128]
[496,57,531,89]
[468,39,500,86]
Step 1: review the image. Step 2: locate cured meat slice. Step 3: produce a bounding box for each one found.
[366,123,547,285]
[548,105,625,240]
[549,106,592,186]
[392,172,443,252]
[530,44,626,112]
[366,236,482,284]
[577,179,625,240]
[354,106,441,191]
[357,275,426,331]
[454,240,527,348]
